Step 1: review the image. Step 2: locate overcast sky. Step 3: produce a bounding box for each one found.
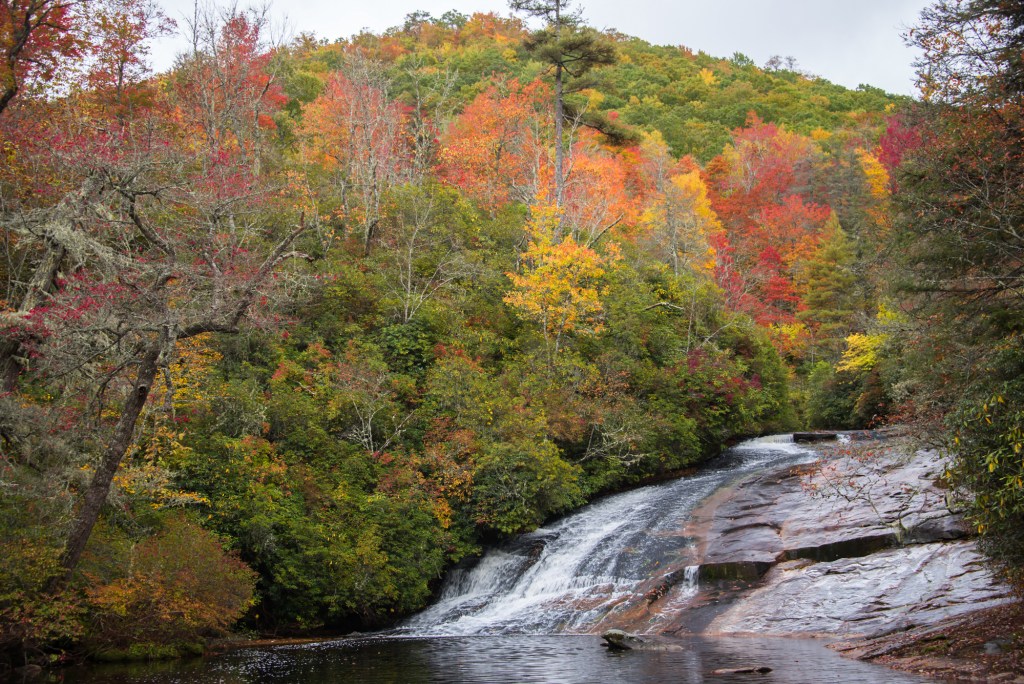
[150,0,933,96]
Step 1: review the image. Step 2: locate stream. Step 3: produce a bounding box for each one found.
[53,436,932,683]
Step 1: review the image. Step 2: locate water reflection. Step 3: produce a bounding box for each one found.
[53,635,929,684]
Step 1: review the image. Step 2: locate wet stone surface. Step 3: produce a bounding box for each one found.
[709,541,1009,638]
[690,443,1013,640]
[699,446,969,573]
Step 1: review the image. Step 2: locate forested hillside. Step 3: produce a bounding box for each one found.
[5,0,997,666]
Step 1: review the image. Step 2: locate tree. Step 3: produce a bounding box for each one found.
[508,0,615,218]
[893,0,1024,581]
[560,130,638,246]
[383,183,474,324]
[638,133,721,277]
[708,114,818,216]
[503,203,617,359]
[0,0,176,391]
[0,0,83,115]
[173,4,286,173]
[436,76,549,212]
[704,116,832,331]
[300,55,407,254]
[1,5,309,581]
[796,214,859,361]
[85,0,175,116]
[899,2,1024,312]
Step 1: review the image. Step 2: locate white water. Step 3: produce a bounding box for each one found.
[402,436,816,636]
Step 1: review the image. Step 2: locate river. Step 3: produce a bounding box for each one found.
[53,436,932,683]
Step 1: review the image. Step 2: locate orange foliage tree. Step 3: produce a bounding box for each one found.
[301,56,409,253]
[437,77,550,212]
[561,130,640,246]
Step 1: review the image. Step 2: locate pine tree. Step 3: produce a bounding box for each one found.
[797,213,859,362]
[508,0,615,226]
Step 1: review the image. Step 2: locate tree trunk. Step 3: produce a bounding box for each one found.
[0,242,66,391]
[57,340,163,582]
[554,62,564,211]
[553,62,566,243]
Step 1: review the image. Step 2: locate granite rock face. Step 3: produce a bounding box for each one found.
[699,446,968,576]
[684,443,1012,640]
[708,541,1008,638]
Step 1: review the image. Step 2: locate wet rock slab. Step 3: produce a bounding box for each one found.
[689,443,1013,640]
[698,446,969,579]
[708,541,1010,638]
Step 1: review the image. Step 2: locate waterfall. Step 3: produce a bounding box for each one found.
[740,433,795,444]
[401,437,814,636]
[684,564,699,588]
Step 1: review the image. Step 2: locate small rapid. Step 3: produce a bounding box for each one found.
[401,435,816,636]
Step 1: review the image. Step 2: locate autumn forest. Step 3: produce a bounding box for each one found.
[1,0,1022,668]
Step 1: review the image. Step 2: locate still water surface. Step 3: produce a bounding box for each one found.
[55,635,929,683]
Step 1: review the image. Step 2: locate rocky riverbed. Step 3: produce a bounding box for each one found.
[633,435,1021,680]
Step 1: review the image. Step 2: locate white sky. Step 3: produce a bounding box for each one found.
[149,0,933,96]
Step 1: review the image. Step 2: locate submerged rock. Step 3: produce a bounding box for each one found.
[601,629,683,651]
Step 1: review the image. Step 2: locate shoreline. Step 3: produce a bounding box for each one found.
[831,601,1023,682]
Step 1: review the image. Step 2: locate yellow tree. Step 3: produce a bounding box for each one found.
[504,203,616,358]
[856,148,891,235]
[639,133,720,277]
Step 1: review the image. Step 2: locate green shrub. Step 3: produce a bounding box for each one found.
[472,440,583,534]
[948,364,1024,590]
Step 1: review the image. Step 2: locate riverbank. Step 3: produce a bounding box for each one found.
[833,600,1023,682]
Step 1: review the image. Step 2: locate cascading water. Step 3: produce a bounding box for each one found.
[402,436,816,636]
